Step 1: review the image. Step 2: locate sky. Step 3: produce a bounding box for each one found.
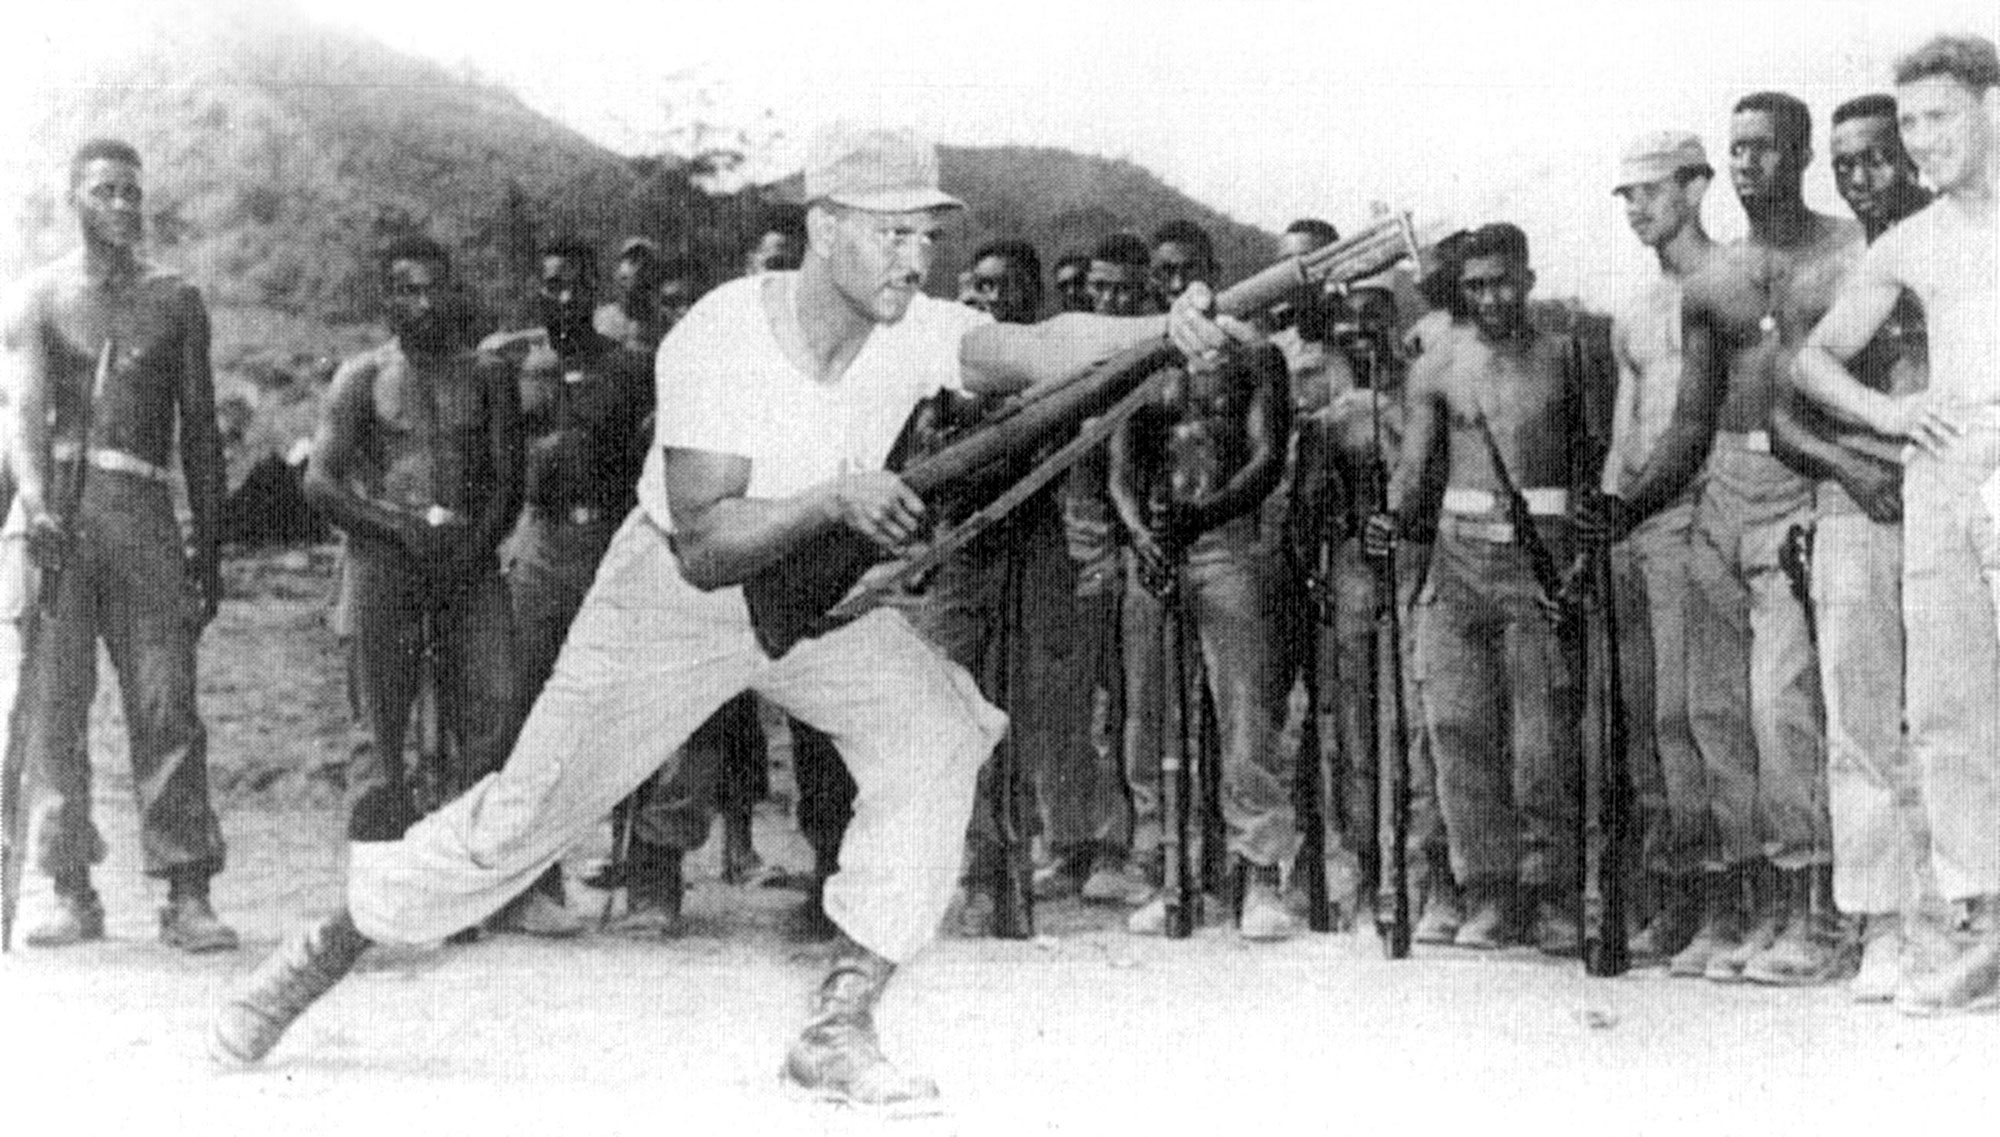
[7,0,1999,306]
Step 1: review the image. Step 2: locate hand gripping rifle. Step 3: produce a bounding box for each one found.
[1363,341,1412,958]
[3,337,112,952]
[744,214,1421,659]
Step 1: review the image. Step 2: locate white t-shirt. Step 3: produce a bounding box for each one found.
[638,273,990,528]
[1858,198,1999,409]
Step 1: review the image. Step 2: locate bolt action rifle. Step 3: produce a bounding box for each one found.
[3,337,111,952]
[1362,339,1413,958]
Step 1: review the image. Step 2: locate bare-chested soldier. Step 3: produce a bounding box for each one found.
[302,235,530,930]
[4,139,236,953]
[1767,94,1932,997]
[1797,34,2000,1016]
[1113,220,1297,941]
[1609,92,1851,985]
[1599,130,1720,968]
[1367,222,1581,954]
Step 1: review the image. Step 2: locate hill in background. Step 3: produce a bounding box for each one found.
[11,0,1279,504]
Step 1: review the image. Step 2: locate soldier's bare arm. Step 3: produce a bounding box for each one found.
[302,360,421,552]
[4,286,62,564]
[1106,401,1162,578]
[1797,236,1957,453]
[1618,296,1727,522]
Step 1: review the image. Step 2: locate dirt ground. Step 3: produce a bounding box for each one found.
[1,548,1996,1137]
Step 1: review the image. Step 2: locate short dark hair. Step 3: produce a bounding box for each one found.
[1459,222,1530,268]
[1150,219,1216,267]
[1894,34,2000,93]
[1734,91,1813,152]
[1419,228,1472,315]
[69,138,141,187]
[378,234,451,282]
[972,238,1042,280]
[1833,93,1899,128]
[1284,218,1340,247]
[537,238,599,276]
[1091,232,1151,270]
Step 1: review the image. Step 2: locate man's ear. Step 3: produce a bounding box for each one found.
[1521,267,1538,295]
[804,204,839,262]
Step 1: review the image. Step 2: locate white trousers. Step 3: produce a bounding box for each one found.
[349,511,1005,962]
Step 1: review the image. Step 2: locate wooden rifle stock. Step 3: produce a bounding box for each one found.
[742,214,1420,658]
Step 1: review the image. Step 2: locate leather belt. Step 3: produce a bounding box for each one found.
[1716,430,1772,453]
[1441,486,1570,517]
[50,442,174,485]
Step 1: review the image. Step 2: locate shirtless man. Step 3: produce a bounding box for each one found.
[593,237,665,354]
[1796,34,2000,1016]
[1768,95,1932,996]
[1113,220,1297,941]
[1599,131,1721,966]
[301,236,530,928]
[1369,222,1582,954]
[5,139,235,952]
[482,240,651,935]
[1610,93,1851,984]
[212,123,1219,1108]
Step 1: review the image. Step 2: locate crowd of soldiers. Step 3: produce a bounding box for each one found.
[5,32,1999,1051]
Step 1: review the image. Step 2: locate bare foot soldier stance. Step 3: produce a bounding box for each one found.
[481,239,653,936]
[1798,35,2000,1015]
[1370,222,1583,953]
[211,123,1196,1107]
[4,139,236,952]
[1608,92,1847,984]
[1114,220,1298,941]
[1769,94,1932,996]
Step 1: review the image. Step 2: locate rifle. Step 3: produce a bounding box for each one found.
[983,521,1034,938]
[1362,341,1412,958]
[1147,494,1200,939]
[1564,335,1632,978]
[3,337,112,952]
[745,214,1421,658]
[1290,418,1335,930]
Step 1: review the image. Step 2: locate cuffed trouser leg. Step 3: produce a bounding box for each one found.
[1813,505,1915,914]
[349,513,1003,963]
[1906,425,2000,902]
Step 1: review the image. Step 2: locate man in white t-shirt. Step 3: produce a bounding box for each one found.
[1796,34,2000,1015]
[211,122,1215,1108]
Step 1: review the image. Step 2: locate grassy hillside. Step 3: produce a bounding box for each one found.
[10,0,1277,488]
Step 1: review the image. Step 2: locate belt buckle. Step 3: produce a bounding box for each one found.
[568,504,598,526]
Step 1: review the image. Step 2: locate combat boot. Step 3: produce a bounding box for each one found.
[1895,894,2000,1017]
[23,875,105,948]
[608,841,684,938]
[783,940,940,1108]
[1238,862,1298,942]
[1667,867,1746,978]
[1628,874,1701,964]
[209,909,370,1065]
[489,871,585,938]
[160,869,240,953]
[1413,849,1464,945]
[1453,878,1520,950]
[1745,866,1856,986]
[1706,862,1781,983]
